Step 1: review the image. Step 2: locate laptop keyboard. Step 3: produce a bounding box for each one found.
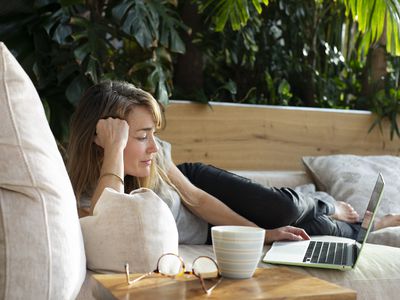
[303,241,348,265]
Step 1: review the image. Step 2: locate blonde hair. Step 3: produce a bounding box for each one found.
[67,80,164,205]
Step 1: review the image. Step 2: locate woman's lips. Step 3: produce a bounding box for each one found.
[142,159,152,166]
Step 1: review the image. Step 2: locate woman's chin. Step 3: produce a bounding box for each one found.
[126,168,151,178]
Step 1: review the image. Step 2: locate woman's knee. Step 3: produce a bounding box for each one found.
[280,203,304,225]
[273,189,305,224]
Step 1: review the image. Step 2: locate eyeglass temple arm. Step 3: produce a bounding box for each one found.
[199,275,223,295]
[125,263,153,285]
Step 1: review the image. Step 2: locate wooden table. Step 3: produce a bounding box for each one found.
[92,267,356,299]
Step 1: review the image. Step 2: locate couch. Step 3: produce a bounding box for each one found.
[79,103,400,299]
[77,171,400,300]
[2,41,400,300]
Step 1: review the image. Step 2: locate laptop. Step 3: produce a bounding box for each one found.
[263,173,385,270]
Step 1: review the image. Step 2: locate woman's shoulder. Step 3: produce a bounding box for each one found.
[155,137,173,169]
[155,137,171,149]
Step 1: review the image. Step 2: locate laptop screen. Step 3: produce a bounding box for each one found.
[355,173,385,245]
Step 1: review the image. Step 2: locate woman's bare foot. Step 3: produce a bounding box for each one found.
[374,214,400,230]
[330,201,360,223]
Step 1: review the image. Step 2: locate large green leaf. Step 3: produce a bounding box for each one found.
[85,56,99,83]
[112,1,134,20]
[73,42,90,63]
[69,14,113,86]
[113,0,186,53]
[149,1,187,53]
[343,0,400,56]
[112,0,158,49]
[53,23,72,43]
[65,75,89,105]
[199,0,269,32]
[124,9,156,49]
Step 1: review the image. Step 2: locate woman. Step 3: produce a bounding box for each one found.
[67,80,397,244]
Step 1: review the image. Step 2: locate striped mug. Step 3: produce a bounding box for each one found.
[211,226,265,279]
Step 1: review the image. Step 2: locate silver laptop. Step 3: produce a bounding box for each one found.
[263,173,385,270]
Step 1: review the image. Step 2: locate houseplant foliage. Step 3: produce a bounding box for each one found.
[197,0,270,32]
[0,0,399,140]
[0,0,187,141]
[202,0,400,56]
[184,0,400,137]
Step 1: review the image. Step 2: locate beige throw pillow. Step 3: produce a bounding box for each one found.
[302,155,400,217]
[80,188,179,273]
[303,155,400,247]
[0,42,86,299]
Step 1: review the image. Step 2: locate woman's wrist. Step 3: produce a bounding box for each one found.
[103,143,125,157]
[102,145,125,176]
[99,172,124,185]
[264,229,273,244]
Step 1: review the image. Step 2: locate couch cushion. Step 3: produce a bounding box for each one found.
[80,188,179,273]
[0,42,86,299]
[232,170,312,188]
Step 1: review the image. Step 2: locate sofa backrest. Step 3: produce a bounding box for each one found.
[159,101,400,170]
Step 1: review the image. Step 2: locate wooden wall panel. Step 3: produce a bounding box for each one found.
[158,101,400,170]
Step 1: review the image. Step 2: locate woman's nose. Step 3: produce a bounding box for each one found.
[147,136,159,153]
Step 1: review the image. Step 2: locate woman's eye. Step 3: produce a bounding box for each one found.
[137,136,147,141]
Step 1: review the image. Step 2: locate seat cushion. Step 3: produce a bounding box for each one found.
[232,170,312,188]
[0,42,86,299]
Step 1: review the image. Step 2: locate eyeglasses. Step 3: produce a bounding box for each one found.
[125,253,222,295]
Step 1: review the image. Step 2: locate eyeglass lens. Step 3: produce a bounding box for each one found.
[157,254,184,276]
[192,256,219,279]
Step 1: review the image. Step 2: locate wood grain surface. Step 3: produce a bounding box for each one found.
[158,101,400,170]
[93,267,356,300]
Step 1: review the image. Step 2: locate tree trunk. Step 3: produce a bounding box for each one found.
[361,24,387,102]
[174,1,203,97]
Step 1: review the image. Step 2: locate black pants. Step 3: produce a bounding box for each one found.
[177,163,360,243]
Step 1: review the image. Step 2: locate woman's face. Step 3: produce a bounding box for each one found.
[123,106,158,177]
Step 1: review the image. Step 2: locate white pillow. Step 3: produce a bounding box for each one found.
[0,42,86,299]
[80,188,179,273]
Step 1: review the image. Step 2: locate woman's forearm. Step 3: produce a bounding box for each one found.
[168,163,257,227]
[186,188,258,228]
[90,147,124,214]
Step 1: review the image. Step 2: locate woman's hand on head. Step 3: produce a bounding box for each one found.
[95,117,129,152]
[264,226,310,244]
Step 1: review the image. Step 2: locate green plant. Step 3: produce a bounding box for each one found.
[203,0,400,56]
[343,0,400,56]
[2,0,400,141]
[190,1,360,107]
[183,0,400,138]
[197,0,269,32]
[369,88,400,139]
[0,0,187,142]
[368,55,400,139]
